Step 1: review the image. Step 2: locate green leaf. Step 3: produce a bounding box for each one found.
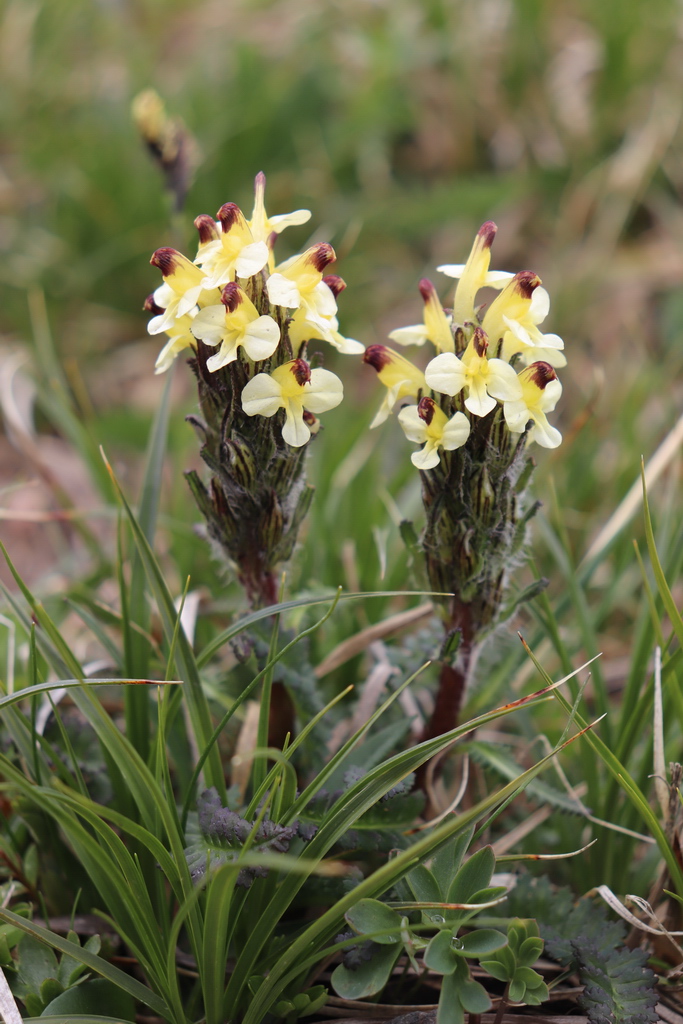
[345,900,401,944]
[41,980,136,1021]
[447,846,495,905]
[458,929,507,957]
[431,826,474,896]
[459,978,491,1013]
[0,910,169,1018]
[330,942,402,1000]
[424,930,458,975]
[480,959,509,983]
[407,865,442,904]
[436,971,465,1024]
[509,975,526,1002]
[16,934,59,991]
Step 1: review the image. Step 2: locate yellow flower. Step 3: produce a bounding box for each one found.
[145,293,197,374]
[425,327,521,417]
[241,358,343,447]
[503,361,562,448]
[148,247,213,334]
[398,397,470,470]
[437,222,513,325]
[389,279,454,353]
[194,203,269,289]
[481,272,566,368]
[190,283,280,372]
[266,243,338,333]
[288,275,364,355]
[363,345,427,427]
[247,171,311,245]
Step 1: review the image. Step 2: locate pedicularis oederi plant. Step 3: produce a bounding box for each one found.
[147,187,565,739]
[363,222,565,738]
[146,173,363,607]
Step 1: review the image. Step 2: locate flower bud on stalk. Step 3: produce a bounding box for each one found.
[146,174,362,608]
[366,223,565,741]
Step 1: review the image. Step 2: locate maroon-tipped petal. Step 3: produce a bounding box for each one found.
[310,242,336,272]
[363,344,392,372]
[477,221,498,248]
[418,278,437,303]
[290,358,312,386]
[472,326,489,357]
[417,396,436,425]
[143,293,164,314]
[216,202,243,232]
[513,270,541,299]
[195,214,219,244]
[323,274,346,297]
[221,282,243,312]
[527,361,558,389]
[150,247,179,276]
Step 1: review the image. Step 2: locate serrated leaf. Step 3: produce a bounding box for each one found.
[345,900,401,943]
[424,929,458,975]
[331,942,402,1000]
[458,929,507,957]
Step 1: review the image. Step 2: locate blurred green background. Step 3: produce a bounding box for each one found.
[1,0,683,609]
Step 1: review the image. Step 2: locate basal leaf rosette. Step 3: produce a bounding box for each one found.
[364,222,565,737]
[145,173,363,605]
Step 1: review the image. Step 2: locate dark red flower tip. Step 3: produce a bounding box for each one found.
[323,274,346,297]
[303,410,317,426]
[472,326,489,357]
[221,282,243,312]
[290,358,312,386]
[363,344,392,372]
[418,278,437,303]
[195,214,219,244]
[143,293,164,314]
[216,202,243,231]
[310,242,336,272]
[513,270,541,299]
[527,361,558,389]
[150,247,179,275]
[477,221,498,249]
[417,396,436,425]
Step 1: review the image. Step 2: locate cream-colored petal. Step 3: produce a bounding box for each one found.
[206,339,240,371]
[267,273,301,308]
[519,346,566,369]
[486,359,523,401]
[241,315,280,361]
[503,399,531,433]
[282,404,311,447]
[301,368,344,413]
[464,378,497,417]
[241,373,283,417]
[153,282,175,308]
[147,313,168,336]
[177,282,206,318]
[440,411,471,449]
[191,305,229,346]
[154,334,193,374]
[530,286,550,324]
[539,377,563,411]
[412,441,441,470]
[397,405,429,444]
[484,271,514,288]
[235,241,269,279]
[529,415,562,448]
[424,352,466,397]
[436,263,466,278]
[389,324,430,347]
[307,280,338,318]
[269,209,312,232]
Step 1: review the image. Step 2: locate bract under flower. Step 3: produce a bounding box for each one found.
[389,279,454,353]
[425,328,521,417]
[363,345,427,427]
[241,358,343,447]
[398,397,470,469]
[194,203,269,289]
[503,361,562,448]
[191,283,280,371]
[438,222,513,325]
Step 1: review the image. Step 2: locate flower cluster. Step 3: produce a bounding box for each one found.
[364,222,566,737]
[145,174,363,605]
